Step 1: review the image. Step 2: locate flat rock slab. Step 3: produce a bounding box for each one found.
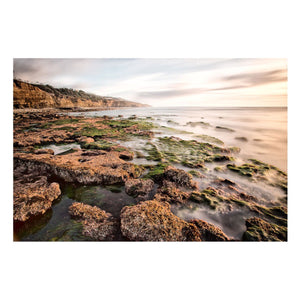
[14,149,143,185]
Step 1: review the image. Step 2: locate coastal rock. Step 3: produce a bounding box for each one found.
[69,202,118,241]
[118,150,134,161]
[14,175,61,222]
[242,217,287,241]
[34,148,54,155]
[163,166,197,189]
[190,219,230,241]
[14,127,77,147]
[154,180,189,204]
[14,149,143,185]
[120,200,201,241]
[78,136,95,144]
[125,179,154,201]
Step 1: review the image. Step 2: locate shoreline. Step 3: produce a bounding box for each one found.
[13,109,287,241]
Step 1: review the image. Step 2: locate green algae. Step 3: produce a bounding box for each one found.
[143,163,169,182]
[143,136,234,168]
[188,190,222,210]
[167,120,180,125]
[252,205,287,227]
[227,159,287,192]
[102,119,155,131]
[74,118,155,140]
[159,125,194,134]
[227,163,257,177]
[242,217,287,241]
[188,170,203,178]
[56,126,76,131]
[214,166,226,172]
[81,139,115,151]
[53,118,80,125]
[186,121,210,127]
[194,134,224,145]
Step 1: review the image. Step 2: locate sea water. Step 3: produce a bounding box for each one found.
[71,106,287,172]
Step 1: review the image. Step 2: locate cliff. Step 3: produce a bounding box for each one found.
[13,80,149,109]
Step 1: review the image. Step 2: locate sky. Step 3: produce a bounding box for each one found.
[13,58,287,107]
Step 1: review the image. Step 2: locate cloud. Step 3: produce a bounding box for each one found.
[137,68,287,99]
[13,58,287,106]
[137,85,254,99]
[223,69,287,86]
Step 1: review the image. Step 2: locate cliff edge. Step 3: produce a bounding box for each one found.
[13,80,149,109]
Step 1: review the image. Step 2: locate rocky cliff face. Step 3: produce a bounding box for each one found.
[13,80,149,109]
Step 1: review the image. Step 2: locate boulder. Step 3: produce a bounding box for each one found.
[14,175,61,222]
[163,166,197,189]
[190,219,230,241]
[120,200,201,241]
[78,136,95,144]
[125,178,154,201]
[154,180,189,204]
[69,202,118,241]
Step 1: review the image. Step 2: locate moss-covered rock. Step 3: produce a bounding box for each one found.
[227,159,287,192]
[242,217,287,241]
[143,136,234,168]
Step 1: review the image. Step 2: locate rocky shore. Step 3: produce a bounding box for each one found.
[13,109,288,241]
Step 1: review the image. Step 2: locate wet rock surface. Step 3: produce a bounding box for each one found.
[14,175,61,222]
[163,166,198,189]
[154,180,189,204]
[242,217,287,241]
[69,202,118,241]
[125,178,154,201]
[120,200,202,241]
[14,149,143,185]
[190,219,230,241]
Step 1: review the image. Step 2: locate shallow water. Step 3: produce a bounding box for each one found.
[14,184,136,241]
[16,107,287,241]
[70,106,287,172]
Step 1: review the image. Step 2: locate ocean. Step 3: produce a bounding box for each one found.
[71,106,287,172]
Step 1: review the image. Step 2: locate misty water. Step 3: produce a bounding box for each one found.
[68,106,287,240]
[71,106,287,172]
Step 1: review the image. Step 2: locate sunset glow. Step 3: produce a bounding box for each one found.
[14,58,287,107]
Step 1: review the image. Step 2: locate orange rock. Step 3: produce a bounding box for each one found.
[120,200,201,241]
[69,202,118,241]
[14,149,143,185]
[190,219,230,241]
[14,176,61,222]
